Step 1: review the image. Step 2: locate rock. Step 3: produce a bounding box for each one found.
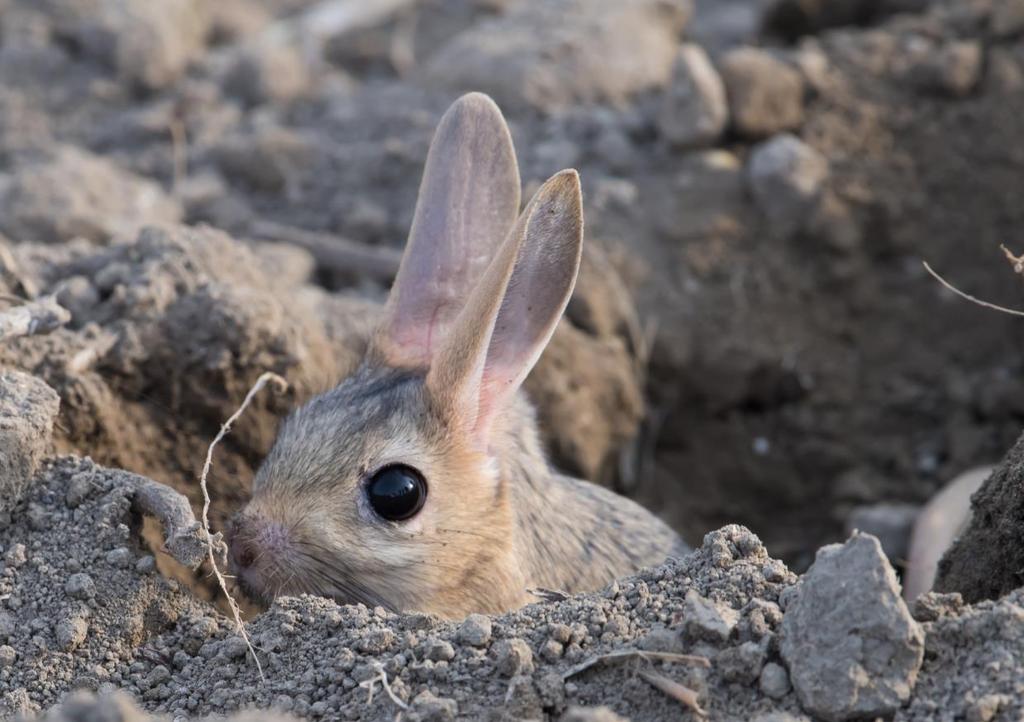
[105,548,131,568]
[4,543,26,568]
[0,145,182,243]
[682,589,739,643]
[44,0,208,90]
[457,614,492,647]
[759,662,791,699]
[422,638,456,662]
[65,573,97,601]
[747,133,829,237]
[717,640,766,684]
[908,41,983,98]
[492,638,534,677]
[781,533,924,721]
[844,503,918,562]
[658,44,729,148]
[424,0,692,112]
[55,616,89,652]
[721,48,805,139]
[0,371,60,513]
[412,689,458,722]
[0,646,14,667]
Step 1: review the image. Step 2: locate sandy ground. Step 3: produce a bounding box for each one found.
[2,0,1024,718]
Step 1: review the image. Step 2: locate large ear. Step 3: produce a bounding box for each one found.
[426,169,583,446]
[374,92,521,368]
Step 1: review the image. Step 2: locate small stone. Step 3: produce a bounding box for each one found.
[541,639,565,662]
[747,133,829,237]
[65,573,96,600]
[759,662,791,699]
[412,689,458,722]
[493,638,534,677]
[0,611,14,640]
[721,47,805,139]
[658,44,728,148]
[781,533,924,721]
[65,473,95,509]
[147,665,171,685]
[356,628,396,654]
[717,641,766,684]
[457,614,492,647]
[682,589,739,644]
[549,623,572,644]
[422,638,456,663]
[135,556,156,574]
[222,636,249,660]
[0,645,15,667]
[636,626,684,653]
[55,616,89,652]
[105,547,131,568]
[3,544,26,569]
[0,371,60,514]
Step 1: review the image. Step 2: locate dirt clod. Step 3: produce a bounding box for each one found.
[0,370,58,513]
[781,533,924,721]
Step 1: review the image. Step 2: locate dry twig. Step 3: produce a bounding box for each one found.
[0,295,71,342]
[562,648,710,680]
[639,670,706,716]
[922,261,1024,317]
[199,371,288,682]
[360,663,409,711]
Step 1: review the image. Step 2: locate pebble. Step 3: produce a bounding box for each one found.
[55,616,89,652]
[0,645,15,667]
[423,638,456,663]
[456,614,492,647]
[65,573,96,600]
[658,44,729,148]
[4,544,26,569]
[682,589,739,644]
[105,548,131,569]
[759,662,791,699]
[492,638,534,677]
[721,47,805,139]
[747,133,829,237]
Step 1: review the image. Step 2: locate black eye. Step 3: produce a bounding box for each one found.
[366,465,427,521]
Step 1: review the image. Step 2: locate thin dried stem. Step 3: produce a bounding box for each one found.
[922,261,1024,317]
[360,663,409,711]
[640,670,706,716]
[198,371,288,683]
[562,648,711,680]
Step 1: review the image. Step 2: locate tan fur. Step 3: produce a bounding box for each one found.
[229,93,685,619]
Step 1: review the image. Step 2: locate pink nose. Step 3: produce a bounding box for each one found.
[228,514,291,573]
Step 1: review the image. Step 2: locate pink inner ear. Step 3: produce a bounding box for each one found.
[468,171,584,441]
[377,93,521,369]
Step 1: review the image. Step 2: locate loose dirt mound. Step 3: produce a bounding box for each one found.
[2,0,1024,718]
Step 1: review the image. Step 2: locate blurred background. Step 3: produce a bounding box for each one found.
[0,0,1022,582]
